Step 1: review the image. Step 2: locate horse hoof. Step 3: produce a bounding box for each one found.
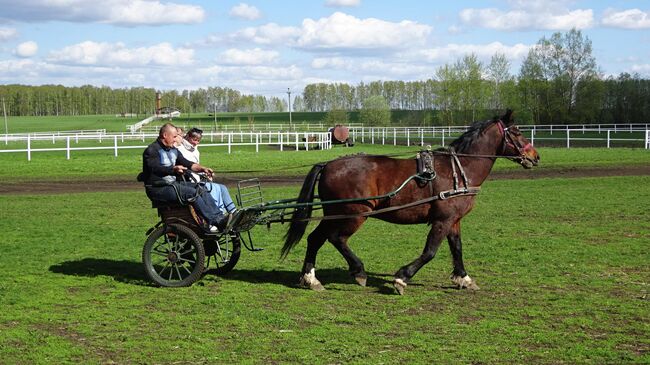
[451,275,479,290]
[355,276,367,287]
[311,282,326,291]
[393,278,407,295]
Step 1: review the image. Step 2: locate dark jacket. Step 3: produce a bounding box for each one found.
[138,139,194,186]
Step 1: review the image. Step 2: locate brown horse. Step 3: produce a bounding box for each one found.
[282,110,540,294]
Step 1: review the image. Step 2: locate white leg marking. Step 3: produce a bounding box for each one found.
[299,268,325,291]
[450,274,479,290]
[393,278,407,295]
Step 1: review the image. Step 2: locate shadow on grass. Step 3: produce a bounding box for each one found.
[49,259,424,294]
[49,258,149,286]
[217,268,416,294]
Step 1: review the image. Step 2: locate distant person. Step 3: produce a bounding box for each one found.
[138,123,229,232]
[177,127,238,214]
[174,127,184,147]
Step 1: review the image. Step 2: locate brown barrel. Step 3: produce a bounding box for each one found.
[330,125,349,144]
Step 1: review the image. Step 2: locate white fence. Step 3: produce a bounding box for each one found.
[136,122,364,134]
[0,131,332,161]
[348,126,650,149]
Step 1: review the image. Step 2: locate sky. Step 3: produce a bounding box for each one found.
[1,0,649,99]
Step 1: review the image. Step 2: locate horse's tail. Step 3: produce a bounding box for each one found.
[281,163,326,259]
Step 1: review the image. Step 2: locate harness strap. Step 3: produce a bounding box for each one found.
[295,187,481,222]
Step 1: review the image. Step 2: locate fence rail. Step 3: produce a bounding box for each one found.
[0,131,332,161]
[348,126,650,149]
[1,123,648,161]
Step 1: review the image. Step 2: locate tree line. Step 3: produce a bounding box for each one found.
[302,30,650,125]
[1,29,648,125]
[0,85,287,117]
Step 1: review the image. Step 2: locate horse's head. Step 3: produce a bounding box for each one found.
[496,110,540,169]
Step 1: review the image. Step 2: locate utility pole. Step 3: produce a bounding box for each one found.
[286,88,292,125]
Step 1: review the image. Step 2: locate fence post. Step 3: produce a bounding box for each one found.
[530,129,535,146]
[567,129,570,148]
[66,136,70,160]
[371,128,374,144]
[255,133,259,153]
[442,130,445,146]
[295,133,299,151]
[304,133,309,151]
[280,132,283,151]
[27,134,31,161]
[407,129,410,146]
[607,130,610,148]
[114,135,118,157]
[394,128,396,146]
[228,133,232,154]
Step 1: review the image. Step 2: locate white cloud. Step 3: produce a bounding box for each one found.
[312,56,435,81]
[631,64,650,75]
[419,42,531,62]
[459,7,594,31]
[325,0,361,8]
[296,12,431,51]
[602,9,650,29]
[0,0,205,26]
[219,48,279,65]
[229,3,262,20]
[0,27,17,41]
[47,41,194,66]
[229,23,301,45]
[15,41,38,57]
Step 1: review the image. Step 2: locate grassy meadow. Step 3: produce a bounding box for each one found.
[0,175,648,364]
[0,115,648,363]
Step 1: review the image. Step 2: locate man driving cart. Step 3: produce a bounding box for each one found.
[138,123,233,232]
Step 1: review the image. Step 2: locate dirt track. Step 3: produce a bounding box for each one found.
[1,165,648,196]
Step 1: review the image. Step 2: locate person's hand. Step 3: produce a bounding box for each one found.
[202,167,214,178]
[173,165,188,175]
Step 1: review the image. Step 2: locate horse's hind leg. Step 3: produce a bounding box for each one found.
[299,218,367,290]
[299,222,329,291]
[329,218,368,286]
[447,222,479,290]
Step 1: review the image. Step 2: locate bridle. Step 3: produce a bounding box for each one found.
[496,119,534,164]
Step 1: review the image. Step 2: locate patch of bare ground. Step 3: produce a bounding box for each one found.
[1,165,648,195]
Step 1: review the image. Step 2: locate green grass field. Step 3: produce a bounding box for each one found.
[1,176,648,364]
[1,116,649,363]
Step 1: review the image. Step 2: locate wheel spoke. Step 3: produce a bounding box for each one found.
[181,263,192,275]
[151,250,168,257]
[158,262,171,276]
[174,264,183,280]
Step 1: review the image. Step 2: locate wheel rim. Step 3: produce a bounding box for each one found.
[145,225,204,286]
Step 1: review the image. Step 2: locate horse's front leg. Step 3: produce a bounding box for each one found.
[393,222,446,295]
[447,221,479,290]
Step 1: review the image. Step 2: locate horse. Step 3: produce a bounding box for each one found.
[281,110,540,295]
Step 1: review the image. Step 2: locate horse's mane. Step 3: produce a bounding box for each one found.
[448,117,499,153]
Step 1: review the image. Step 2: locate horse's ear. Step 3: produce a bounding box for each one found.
[502,109,514,126]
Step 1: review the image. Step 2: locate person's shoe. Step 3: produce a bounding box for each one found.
[225,210,243,231]
[213,213,229,232]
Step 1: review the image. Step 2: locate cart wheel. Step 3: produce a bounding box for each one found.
[204,232,241,275]
[142,223,205,287]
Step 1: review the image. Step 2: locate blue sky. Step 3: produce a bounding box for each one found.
[1,0,649,99]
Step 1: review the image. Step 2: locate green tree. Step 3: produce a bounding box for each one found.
[323,108,348,126]
[359,95,391,126]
